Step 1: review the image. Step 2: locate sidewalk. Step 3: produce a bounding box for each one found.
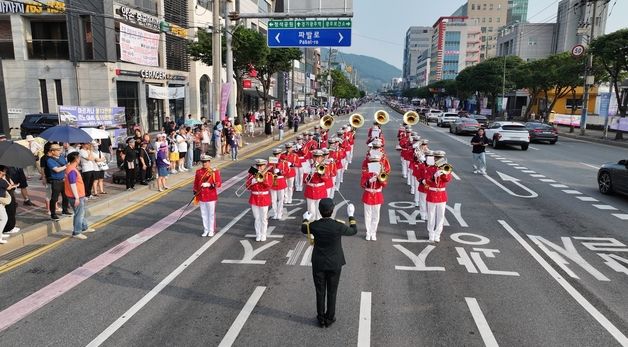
[0,120,317,259]
[555,125,628,148]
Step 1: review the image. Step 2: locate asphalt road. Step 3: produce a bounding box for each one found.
[0,103,627,347]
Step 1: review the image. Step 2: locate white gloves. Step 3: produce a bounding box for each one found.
[369,176,377,183]
[201,182,210,188]
[347,203,355,217]
[288,162,293,167]
[303,211,312,220]
[274,168,280,174]
[251,178,257,185]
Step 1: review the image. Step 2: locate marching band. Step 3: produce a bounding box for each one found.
[203,109,453,244]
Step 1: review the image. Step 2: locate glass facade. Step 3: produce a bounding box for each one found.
[117,81,140,133]
[508,0,528,25]
[443,31,460,80]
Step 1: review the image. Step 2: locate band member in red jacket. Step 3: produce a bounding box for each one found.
[304,149,328,221]
[399,129,413,179]
[361,153,388,241]
[416,141,431,218]
[193,154,222,237]
[344,125,355,164]
[280,142,299,204]
[424,151,452,243]
[248,159,273,241]
[269,148,289,220]
[294,135,308,191]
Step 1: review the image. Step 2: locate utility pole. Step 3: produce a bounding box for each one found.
[0,58,10,137]
[224,0,236,120]
[212,0,222,122]
[303,48,308,107]
[580,0,597,135]
[502,54,507,119]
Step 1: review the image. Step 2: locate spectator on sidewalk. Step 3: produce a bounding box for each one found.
[138,141,152,185]
[293,113,300,133]
[471,128,490,175]
[26,135,44,179]
[234,119,243,148]
[122,138,137,191]
[92,142,107,195]
[142,133,155,182]
[1,166,19,235]
[156,143,170,192]
[7,166,34,207]
[185,126,194,170]
[79,143,97,198]
[176,128,188,172]
[201,125,211,155]
[64,152,95,240]
[167,130,180,173]
[46,144,71,220]
[213,122,222,158]
[227,122,239,161]
[0,166,12,244]
[98,125,113,178]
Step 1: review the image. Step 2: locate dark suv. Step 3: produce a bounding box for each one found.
[20,113,60,138]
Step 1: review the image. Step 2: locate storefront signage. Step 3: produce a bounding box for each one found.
[0,0,65,14]
[148,85,185,100]
[159,21,187,39]
[114,4,160,31]
[59,106,126,127]
[119,23,159,66]
[116,69,187,81]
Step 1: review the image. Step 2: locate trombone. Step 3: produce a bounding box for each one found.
[304,162,326,185]
[350,113,364,128]
[435,158,453,175]
[320,115,334,130]
[403,111,419,126]
[374,110,389,125]
[234,167,270,197]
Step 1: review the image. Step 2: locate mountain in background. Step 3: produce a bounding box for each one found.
[321,48,401,93]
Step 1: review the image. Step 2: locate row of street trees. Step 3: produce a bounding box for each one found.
[402,29,627,138]
[188,26,364,124]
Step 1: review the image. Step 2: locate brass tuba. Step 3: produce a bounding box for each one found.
[320,115,334,130]
[374,110,389,125]
[403,111,419,126]
[350,113,364,128]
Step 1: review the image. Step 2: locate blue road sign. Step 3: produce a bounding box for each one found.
[267,28,351,47]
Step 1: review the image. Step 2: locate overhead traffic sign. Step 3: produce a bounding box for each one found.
[268,28,351,47]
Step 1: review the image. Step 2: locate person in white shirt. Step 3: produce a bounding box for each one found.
[79,143,98,198]
[176,128,188,172]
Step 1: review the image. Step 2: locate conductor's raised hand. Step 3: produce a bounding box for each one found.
[347,203,355,217]
[302,211,312,221]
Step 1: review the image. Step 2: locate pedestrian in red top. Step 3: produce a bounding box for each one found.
[280,142,299,204]
[193,155,222,237]
[248,159,273,241]
[361,153,387,241]
[304,150,328,221]
[424,151,452,243]
[269,148,289,220]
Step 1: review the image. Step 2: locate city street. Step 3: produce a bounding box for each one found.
[0,103,627,346]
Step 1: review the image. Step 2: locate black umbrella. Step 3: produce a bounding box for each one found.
[40,125,92,144]
[0,141,36,168]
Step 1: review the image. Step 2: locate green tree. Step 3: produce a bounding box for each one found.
[589,28,628,139]
[539,53,584,116]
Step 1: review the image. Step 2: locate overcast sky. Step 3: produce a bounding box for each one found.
[341,0,627,70]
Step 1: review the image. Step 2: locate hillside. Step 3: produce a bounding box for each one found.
[321,48,401,93]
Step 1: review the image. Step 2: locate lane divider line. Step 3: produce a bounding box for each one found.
[358,291,372,347]
[465,297,499,347]
[499,220,628,346]
[217,286,267,347]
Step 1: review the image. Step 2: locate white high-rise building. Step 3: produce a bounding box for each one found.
[403,26,433,89]
[554,0,607,53]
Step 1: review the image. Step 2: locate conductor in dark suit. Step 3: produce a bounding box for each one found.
[301,198,357,327]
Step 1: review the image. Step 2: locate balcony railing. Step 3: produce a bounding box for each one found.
[27,39,69,60]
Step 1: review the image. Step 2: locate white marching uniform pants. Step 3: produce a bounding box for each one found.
[270,189,285,219]
[306,198,321,221]
[364,204,381,238]
[199,201,216,234]
[410,175,417,195]
[348,148,353,163]
[427,201,446,241]
[419,191,427,220]
[285,177,294,203]
[401,159,408,178]
[406,162,412,185]
[335,171,343,190]
[251,205,269,239]
[327,179,335,199]
[295,167,304,191]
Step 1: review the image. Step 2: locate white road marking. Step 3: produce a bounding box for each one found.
[87,209,250,347]
[562,190,582,195]
[530,174,546,178]
[550,184,569,188]
[499,220,628,346]
[465,297,499,347]
[500,160,513,163]
[514,167,528,170]
[452,172,461,180]
[358,292,372,347]
[580,162,599,170]
[218,286,267,347]
[539,179,556,183]
[529,146,540,151]
[576,196,598,202]
[522,170,536,174]
[483,172,538,198]
[593,204,618,210]
[612,214,628,220]
[507,163,518,166]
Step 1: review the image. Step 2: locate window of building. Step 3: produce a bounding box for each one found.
[483,4,487,10]
[0,19,14,59]
[81,15,94,60]
[566,98,583,109]
[471,4,475,10]
[166,35,189,72]
[489,17,492,23]
[117,81,140,132]
[54,79,63,106]
[490,3,493,10]
[497,17,500,23]
[258,0,269,14]
[39,80,49,113]
[28,21,69,60]
[482,17,486,23]
[169,84,185,124]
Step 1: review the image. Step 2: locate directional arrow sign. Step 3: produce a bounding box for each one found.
[268,28,351,47]
[484,171,538,198]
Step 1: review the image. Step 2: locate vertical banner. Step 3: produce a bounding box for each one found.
[220,82,232,119]
[598,93,611,118]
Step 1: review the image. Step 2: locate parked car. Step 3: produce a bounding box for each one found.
[598,159,628,195]
[450,118,481,135]
[426,109,443,123]
[20,113,61,138]
[484,121,530,150]
[437,112,460,127]
[525,122,558,144]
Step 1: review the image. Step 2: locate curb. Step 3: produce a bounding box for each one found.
[557,130,628,149]
[0,120,319,258]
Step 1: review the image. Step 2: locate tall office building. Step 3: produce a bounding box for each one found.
[507,0,528,25]
[429,16,481,83]
[554,0,607,53]
[451,0,508,60]
[403,26,433,89]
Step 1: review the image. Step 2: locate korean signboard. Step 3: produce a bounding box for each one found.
[59,106,126,127]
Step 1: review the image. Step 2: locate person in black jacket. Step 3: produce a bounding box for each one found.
[301,198,357,328]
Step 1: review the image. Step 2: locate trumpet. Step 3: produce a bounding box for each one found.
[316,163,326,175]
[350,113,364,128]
[439,163,453,174]
[234,167,269,197]
[320,115,334,130]
[377,170,389,182]
[374,110,389,125]
[403,111,419,125]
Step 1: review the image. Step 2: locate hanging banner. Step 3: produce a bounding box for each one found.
[59,106,126,127]
[220,83,232,119]
[148,85,185,99]
[119,23,159,66]
[599,93,611,118]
